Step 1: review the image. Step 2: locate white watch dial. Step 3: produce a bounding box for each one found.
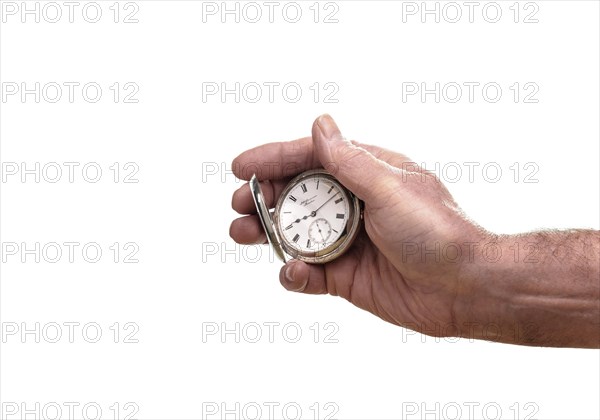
[278,175,350,253]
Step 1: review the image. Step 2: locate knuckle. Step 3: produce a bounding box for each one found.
[336,145,365,172]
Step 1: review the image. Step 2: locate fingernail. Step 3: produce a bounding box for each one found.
[283,261,308,292]
[284,262,295,284]
[317,114,339,141]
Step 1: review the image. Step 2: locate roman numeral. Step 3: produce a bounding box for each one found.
[289,195,297,202]
[332,228,339,233]
[336,213,344,219]
[327,185,334,194]
[293,233,300,243]
[335,197,343,204]
[306,239,311,248]
[316,180,320,190]
[301,183,307,193]
[285,224,294,230]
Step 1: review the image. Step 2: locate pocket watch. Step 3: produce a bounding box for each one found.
[250,169,362,264]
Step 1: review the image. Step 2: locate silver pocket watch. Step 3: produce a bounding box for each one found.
[250,169,362,264]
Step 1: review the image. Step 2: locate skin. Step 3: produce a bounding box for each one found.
[230,114,600,348]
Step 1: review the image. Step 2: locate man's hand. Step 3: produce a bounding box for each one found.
[229,114,600,348]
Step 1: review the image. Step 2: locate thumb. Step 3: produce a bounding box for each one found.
[312,114,398,204]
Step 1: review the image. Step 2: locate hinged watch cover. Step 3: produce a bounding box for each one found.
[249,174,287,263]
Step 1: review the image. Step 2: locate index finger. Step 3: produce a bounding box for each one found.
[232,136,321,181]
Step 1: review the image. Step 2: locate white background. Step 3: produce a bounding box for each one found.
[1,1,599,419]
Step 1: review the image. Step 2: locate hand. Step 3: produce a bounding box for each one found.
[230,114,600,347]
[230,114,485,338]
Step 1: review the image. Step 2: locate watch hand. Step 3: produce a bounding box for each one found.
[290,192,340,225]
[291,213,315,225]
[316,222,326,242]
[310,192,340,217]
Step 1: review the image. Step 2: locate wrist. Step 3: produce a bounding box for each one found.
[452,233,528,344]
[454,231,600,347]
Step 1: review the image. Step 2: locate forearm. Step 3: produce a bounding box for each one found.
[456,230,600,347]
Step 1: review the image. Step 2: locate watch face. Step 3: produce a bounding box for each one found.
[273,170,361,263]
